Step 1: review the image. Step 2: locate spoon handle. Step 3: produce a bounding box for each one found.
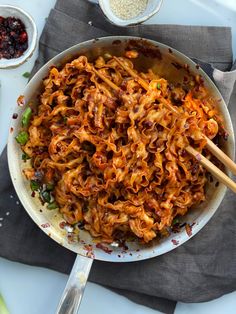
[56,254,93,314]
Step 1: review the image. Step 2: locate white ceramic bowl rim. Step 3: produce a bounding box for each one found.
[7,36,235,262]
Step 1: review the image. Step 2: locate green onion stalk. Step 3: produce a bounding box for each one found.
[0,294,10,314]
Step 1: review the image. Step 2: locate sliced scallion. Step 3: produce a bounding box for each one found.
[47,201,58,210]
[46,183,54,191]
[30,180,40,191]
[40,190,51,203]
[22,152,30,161]
[157,83,161,89]
[15,131,29,145]
[0,294,10,314]
[21,107,32,128]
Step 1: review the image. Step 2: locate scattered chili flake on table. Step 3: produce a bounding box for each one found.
[0,16,28,59]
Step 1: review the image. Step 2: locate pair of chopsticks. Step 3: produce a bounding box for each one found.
[92,57,236,193]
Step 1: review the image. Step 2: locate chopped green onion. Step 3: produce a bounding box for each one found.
[63,117,68,123]
[0,294,10,314]
[173,218,180,225]
[30,180,40,191]
[22,152,30,161]
[46,183,54,191]
[40,190,51,203]
[15,131,29,145]
[157,83,161,89]
[22,72,31,78]
[47,201,58,210]
[21,107,32,127]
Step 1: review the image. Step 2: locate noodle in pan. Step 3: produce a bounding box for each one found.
[17,53,224,243]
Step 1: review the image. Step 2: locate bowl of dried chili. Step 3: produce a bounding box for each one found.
[0,5,37,68]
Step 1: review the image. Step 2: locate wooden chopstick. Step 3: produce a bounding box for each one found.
[114,56,149,90]
[92,59,236,193]
[204,137,236,175]
[186,146,236,193]
[92,67,120,92]
[114,57,236,175]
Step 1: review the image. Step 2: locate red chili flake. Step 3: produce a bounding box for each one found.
[96,243,113,254]
[171,239,179,245]
[136,249,140,252]
[168,48,173,53]
[67,234,75,243]
[10,127,14,133]
[59,221,66,229]
[185,223,192,237]
[19,31,27,43]
[118,254,121,258]
[196,64,200,69]
[12,113,18,119]
[129,253,133,256]
[39,209,42,213]
[17,95,25,106]
[41,222,50,228]
[31,191,35,197]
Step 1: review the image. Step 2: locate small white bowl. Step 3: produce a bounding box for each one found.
[0,5,37,69]
[98,0,163,27]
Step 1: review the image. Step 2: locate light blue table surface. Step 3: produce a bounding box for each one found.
[0,1,236,313]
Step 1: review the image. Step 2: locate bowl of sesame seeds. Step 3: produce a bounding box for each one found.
[98,0,163,26]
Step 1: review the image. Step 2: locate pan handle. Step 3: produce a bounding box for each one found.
[56,254,93,314]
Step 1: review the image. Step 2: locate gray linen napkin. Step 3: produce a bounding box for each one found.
[1,1,236,314]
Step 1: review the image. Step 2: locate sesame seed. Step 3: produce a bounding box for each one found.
[0,217,3,221]
[6,212,10,216]
[88,21,93,26]
[0,223,2,227]
[16,201,20,205]
[10,195,14,199]
[110,0,148,20]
